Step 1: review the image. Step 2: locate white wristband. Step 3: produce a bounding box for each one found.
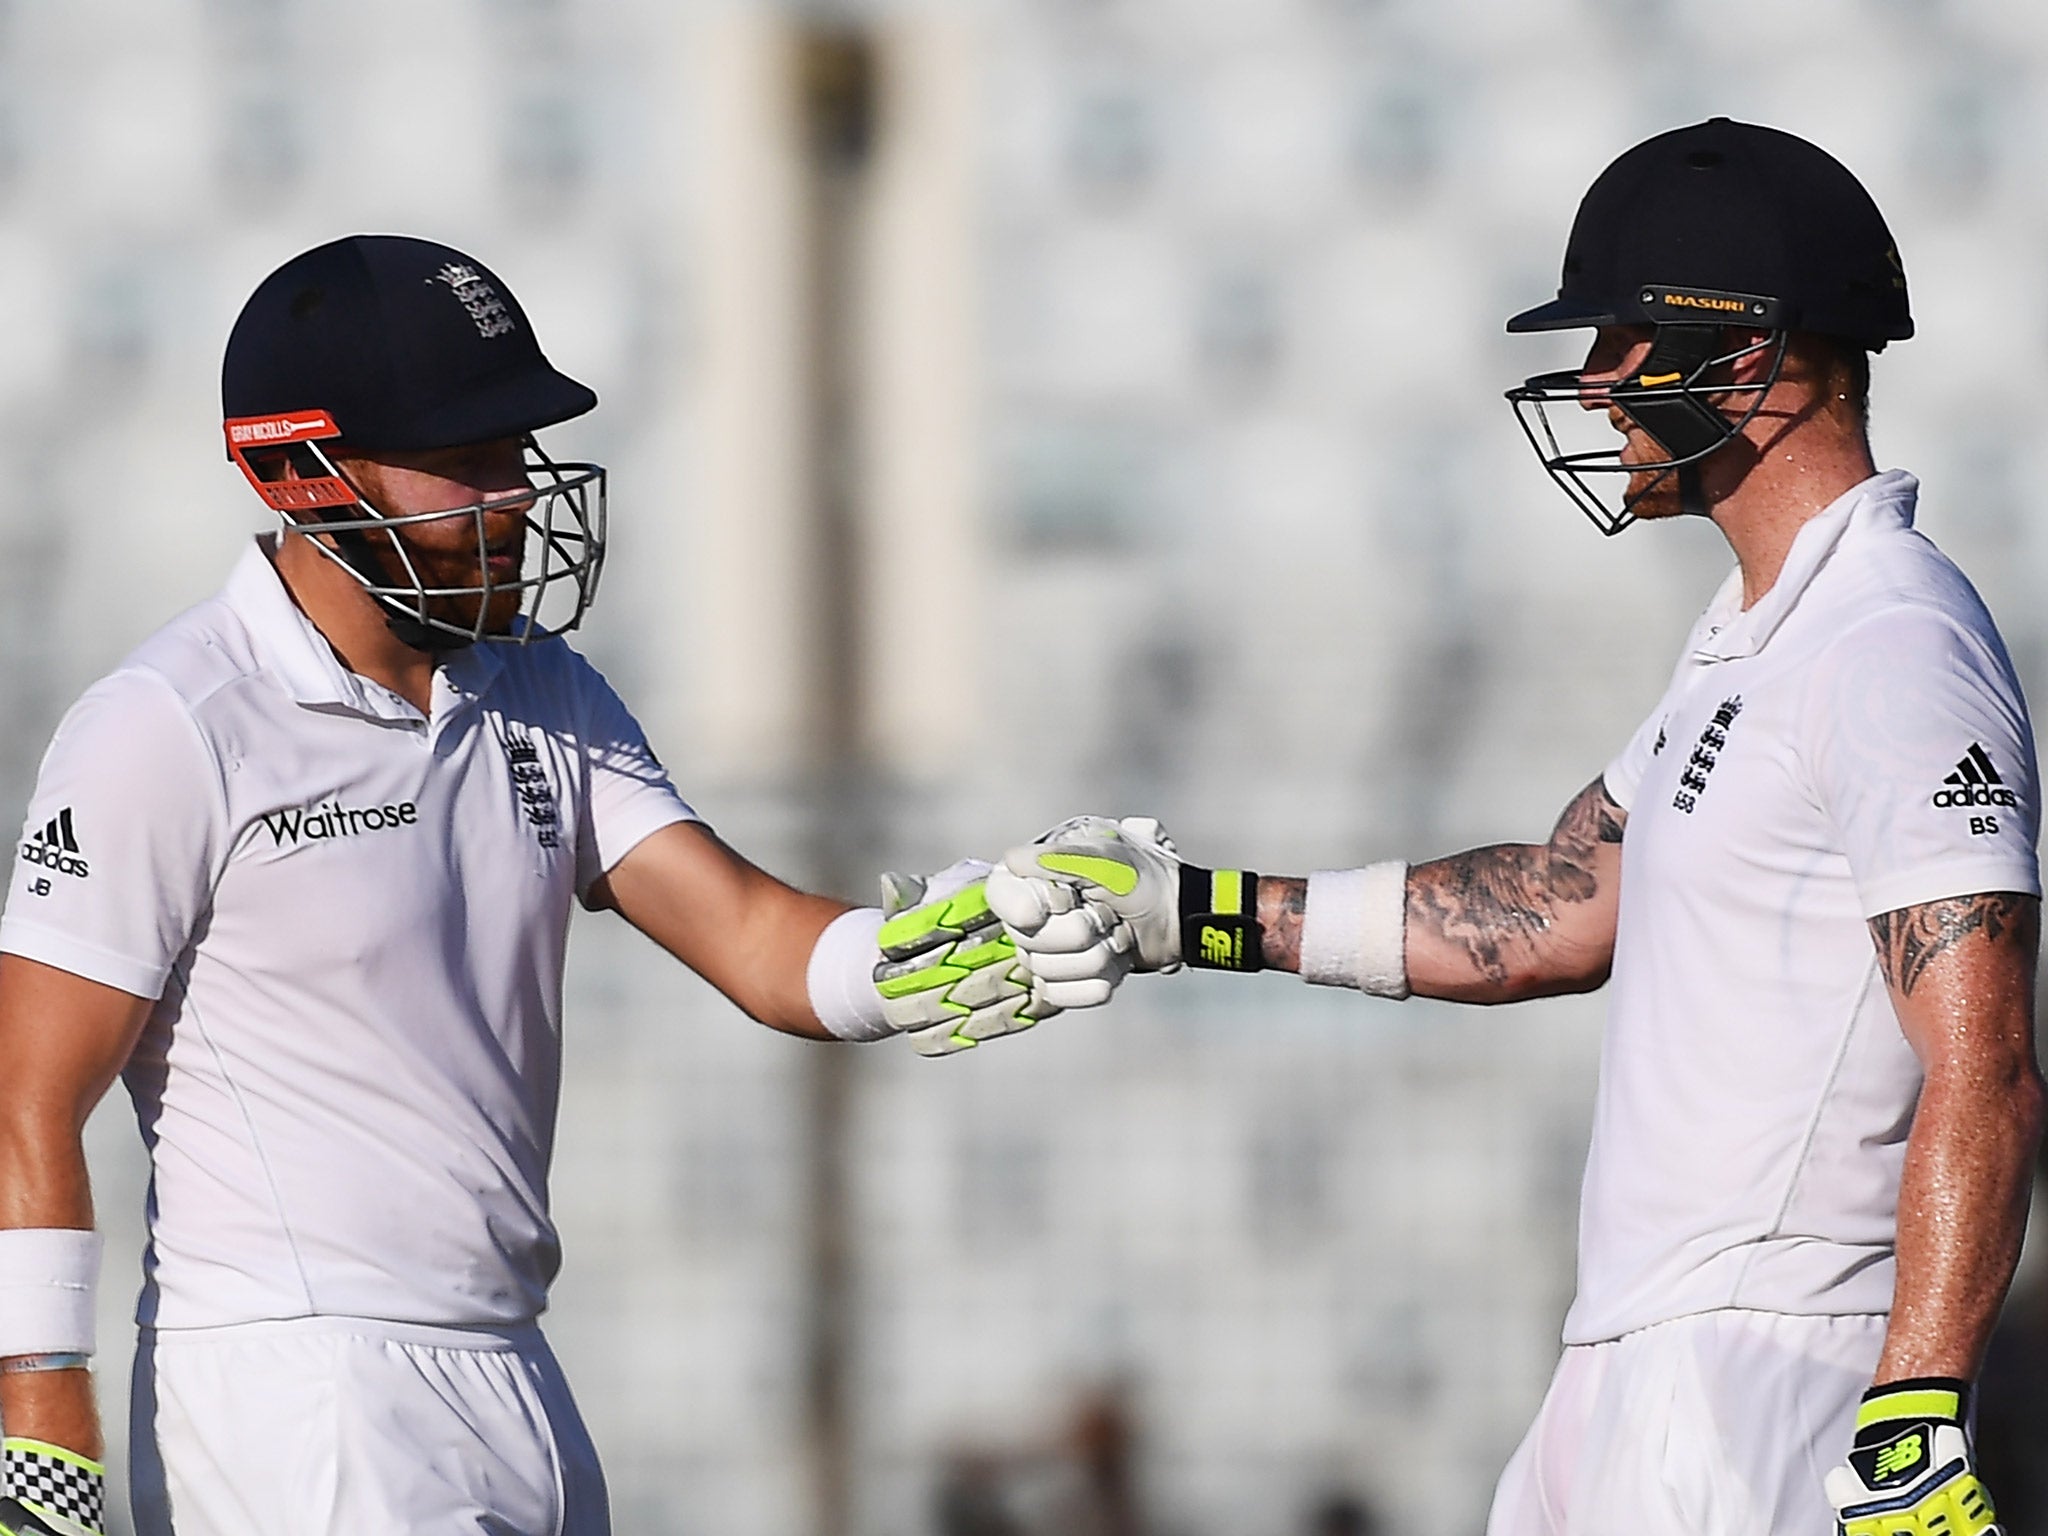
[806,906,895,1042]
[1300,863,1410,999]
[0,1228,101,1357]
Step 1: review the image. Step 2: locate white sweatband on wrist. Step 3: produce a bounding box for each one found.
[0,1228,101,1357]
[806,906,896,1042]
[1300,863,1410,999]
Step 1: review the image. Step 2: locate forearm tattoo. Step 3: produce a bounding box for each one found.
[1258,876,1309,972]
[1869,893,2037,999]
[1406,778,1626,987]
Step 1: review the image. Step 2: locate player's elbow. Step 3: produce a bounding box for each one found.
[1551,956,1613,996]
[1920,1045,2047,1152]
[1505,938,1614,1001]
[1547,922,1618,995]
[2006,1059,2047,1154]
[1422,954,1609,1005]
[1517,955,1612,1000]
[1478,913,1616,1002]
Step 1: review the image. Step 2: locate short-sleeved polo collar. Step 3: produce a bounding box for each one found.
[1690,469,1919,662]
[434,638,503,720]
[223,536,502,726]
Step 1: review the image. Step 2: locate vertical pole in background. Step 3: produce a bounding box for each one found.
[795,21,875,1536]
[854,15,981,779]
[690,13,813,775]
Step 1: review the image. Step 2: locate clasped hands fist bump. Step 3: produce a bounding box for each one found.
[875,816,1187,1057]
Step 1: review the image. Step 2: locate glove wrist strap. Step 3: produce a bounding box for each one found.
[1855,1376,1969,1440]
[1180,868,1262,972]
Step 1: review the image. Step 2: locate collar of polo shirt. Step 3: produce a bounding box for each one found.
[1690,469,1919,663]
[230,536,504,726]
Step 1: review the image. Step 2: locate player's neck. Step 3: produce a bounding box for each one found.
[269,532,440,713]
[1710,417,1879,610]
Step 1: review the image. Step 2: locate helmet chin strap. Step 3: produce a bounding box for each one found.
[317,519,478,653]
[383,610,475,654]
[1612,323,1738,520]
[1677,462,1707,519]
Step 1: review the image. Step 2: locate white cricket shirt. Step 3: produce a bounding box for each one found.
[0,539,696,1330]
[1566,470,2040,1345]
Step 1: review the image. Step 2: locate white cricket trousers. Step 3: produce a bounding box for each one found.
[1486,1309,1886,1536]
[128,1317,610,1536]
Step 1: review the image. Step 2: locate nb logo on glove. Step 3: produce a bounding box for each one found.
[1867,1430,1927,1485]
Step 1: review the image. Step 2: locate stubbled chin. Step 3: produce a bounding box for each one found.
[1625,466,1684,520]
[422,588,524,638]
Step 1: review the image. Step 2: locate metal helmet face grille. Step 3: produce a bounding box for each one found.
[225,413,607,646]
[1503,330,1787,535]
[295,437,607,647]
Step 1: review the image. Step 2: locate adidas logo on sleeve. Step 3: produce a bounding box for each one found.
[17,807,89,879]
[1930,743,2018,809]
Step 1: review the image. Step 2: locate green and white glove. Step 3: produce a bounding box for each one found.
[1824,1379,2001,1536]
[987,815,1265,995]
[874,860,1059,1057]
[1,1438,106,1536]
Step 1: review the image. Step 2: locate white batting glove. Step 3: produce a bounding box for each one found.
[990,814,1269,986]
[986,817,1185,1008]
[1825,1379,2001,1536]
[873,859,1060,1057]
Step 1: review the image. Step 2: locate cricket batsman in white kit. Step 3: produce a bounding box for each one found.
[986,120,2042,1536]
[0,235,1067,1536]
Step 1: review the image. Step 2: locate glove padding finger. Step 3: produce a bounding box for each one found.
[905,988,1055,1056]
[987,869,1122,955]
[875,866,1059,1057]
[986,868,1134,1013]
[1019,941,1131,987]
[1035,975,1121,1010]
[983,862,1084,936]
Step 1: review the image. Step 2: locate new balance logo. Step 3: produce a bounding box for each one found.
[1932,744,2018,809]
[1873,1431,1925,1481]
[1851,1424,1933,1490]
[19,807,89,878]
